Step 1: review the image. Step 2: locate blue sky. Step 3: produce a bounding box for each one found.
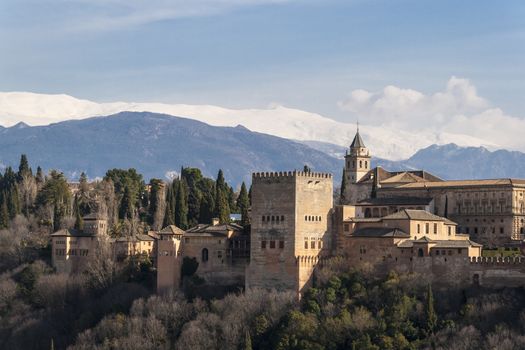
[1,0,524,122]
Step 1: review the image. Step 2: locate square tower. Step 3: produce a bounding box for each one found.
[246,171,333,294]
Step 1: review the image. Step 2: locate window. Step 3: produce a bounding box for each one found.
[365,161,368,168]
[359,160,363,168]
[448,226,451,236]
[418,248,424,257]
[457,249,462,254]
[500,227,504,234]
[262,216,265,222]
[281,215,285,221]
[425,223,429,234]
[318,239,322,249]
[436,250,440,256]
[270,240,276,249]
[417,224,420,234]
[359,245,366,254]
[271,216,275,222]
[474,227,478,234]
[311,239,316,249]
[434,223,438,234]
[304,239,308,249]
[261,241,266,249]
[201,248,209,262]
[279,240,284,249]
[305,215,308,221]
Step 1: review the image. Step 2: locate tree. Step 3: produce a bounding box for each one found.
[163,183,177,227]
[148,179,166,230]
[119,186,134,220]
[214,170,230,224]
[175,180,188,229]
[17,154,32,180]
[35,166,44,186]
[237,182,250,226]
[35,170,72,230]
[425,284,437,335]
[340,168,347,205]
[0,195,9,229]
[74,196,84,231]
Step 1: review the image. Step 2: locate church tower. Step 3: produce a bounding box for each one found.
[344,127,371,184]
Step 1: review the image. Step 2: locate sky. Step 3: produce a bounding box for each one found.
[0,0,524,126]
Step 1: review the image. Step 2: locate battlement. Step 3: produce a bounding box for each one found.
[469,256,525,265]
[252,171,333,180]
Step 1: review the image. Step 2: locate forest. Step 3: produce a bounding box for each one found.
[1,155,525,350]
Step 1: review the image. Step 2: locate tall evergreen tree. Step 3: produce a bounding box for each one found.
[119,186,134,220]
[425,284,437,334]
[35,166,44,186]
[237,182,250,226]
[0,194,9,229]
[199,190,215,225]
[175,180,188,229]
[214,170,230,223]
[340,168,347,205]
[74,196,84,231]
[163,184,176,227]
[17,154,32,180]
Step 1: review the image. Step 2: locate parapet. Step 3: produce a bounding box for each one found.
[469,256,525,264]
[252,171,333,180]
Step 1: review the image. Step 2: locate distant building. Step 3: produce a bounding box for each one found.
[50,214,108,274]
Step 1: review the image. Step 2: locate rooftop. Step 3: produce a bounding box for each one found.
[351,227,410,238]
[356,196,433,206]
[382,209,456,224]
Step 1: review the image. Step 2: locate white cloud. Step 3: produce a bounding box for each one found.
[339,76,525,152]
[55,0,292,31]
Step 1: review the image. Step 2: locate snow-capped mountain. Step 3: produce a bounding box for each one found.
[0,92,499,160]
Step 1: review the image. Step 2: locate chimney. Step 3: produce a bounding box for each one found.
[212,218,220,226]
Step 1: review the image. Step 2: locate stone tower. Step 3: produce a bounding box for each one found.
[246,171,333,295]
[343,128,371,203]
[156,225,184,294]
[345,128,371,184]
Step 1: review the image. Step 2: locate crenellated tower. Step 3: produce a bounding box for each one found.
[246,171,333,295]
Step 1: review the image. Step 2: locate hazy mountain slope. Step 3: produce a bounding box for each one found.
[0,92,498,160]
[0,112,342,186]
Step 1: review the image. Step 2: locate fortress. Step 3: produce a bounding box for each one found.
[51,129,525,294]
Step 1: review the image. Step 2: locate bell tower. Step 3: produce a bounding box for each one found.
[344,125,371,184]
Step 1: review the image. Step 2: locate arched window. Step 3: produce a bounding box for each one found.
[359,160,363,168]
[417,224,421,234]
[365,161,368,168]
[201,248,209,262]
[418,248,424,257]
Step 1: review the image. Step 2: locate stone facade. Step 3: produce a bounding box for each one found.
[245,171,333,294]
[50,215,108,274]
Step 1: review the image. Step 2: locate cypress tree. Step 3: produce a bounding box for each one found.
[0,195,9,229]
[163,184,176,226]
[340,168,347,204]
[199,191,215,225]
[175,180,188,229]
[17,154,32,180]
[36,166,44,186]
[119,186,134,220]
[425,284,437,334]
[215,170,230,223]
[237,182,250,226]
[74,196,84,231]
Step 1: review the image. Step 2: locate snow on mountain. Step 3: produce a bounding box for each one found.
[0,92,499,160]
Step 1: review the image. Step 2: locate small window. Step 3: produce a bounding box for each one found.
[271,216,275,222]
[261,241,266,249]
[417,224,420,234]
[318,239,322,249]
[425,223,429,234]
[434,223,438,234]
[448,226,451,236]
[304,239,308,249]
[262,216,265,222]
[281,215,285,221]
[436,250,440,256]
[457,248,462,254]
[500,227,504,234]
[305,215,308,221]
[270,240,276,249]
[201,248,209,262]
[279,240,284,249]
[310,240,316,249]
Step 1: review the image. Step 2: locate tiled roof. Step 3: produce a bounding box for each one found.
[185,222,244,237]
[385,179,525,189]
[382,209,456,224]
[351,227,410,238]
[136,234,154,241]
[397,239,481,248]
[159,225,185,235]
[350,131,366,148]
[50,228,95,237]
[356,197,433,206]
